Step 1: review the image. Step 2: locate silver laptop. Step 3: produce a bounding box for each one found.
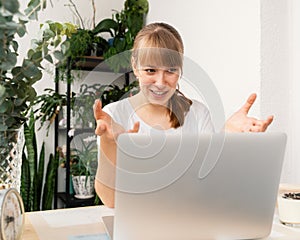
[103,132,287,240]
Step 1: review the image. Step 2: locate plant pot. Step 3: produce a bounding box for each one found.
[0,128,24,191]
[72,175,94,199]
[277,193,300,226]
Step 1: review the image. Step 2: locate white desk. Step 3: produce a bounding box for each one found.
[22,205,300,240]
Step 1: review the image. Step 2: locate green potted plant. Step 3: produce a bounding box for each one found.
[72,81,139,129]
[0,0,49,189]
[69,135,98,199]
[91,0,149,72]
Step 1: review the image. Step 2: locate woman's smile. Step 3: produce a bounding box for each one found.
[149,89,169,97]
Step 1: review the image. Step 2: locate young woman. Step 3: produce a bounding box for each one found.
[93,22,273,208]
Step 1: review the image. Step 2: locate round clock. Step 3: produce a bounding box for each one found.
[0,188,25,240]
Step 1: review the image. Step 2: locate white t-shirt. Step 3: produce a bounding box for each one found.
[102,98,215,134]
[96,98,214,183]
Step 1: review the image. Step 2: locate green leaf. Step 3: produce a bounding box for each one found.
[23,110,38,211]
[17,25,26,37]
[0,124,8,131]
[53,50,65,61]
[14,97,26,107]
[3,0,20,14]
[24,0,46,20]
[5,22,20,30]
[93,19,118,36]
[12,40,18,52]
[11,66,25,81]
[43,29,55,41]
[36,142,45,211]
[31,39,39,49]
[0,102,9,114]
[31,50,42,62]
[44,54,53,63]
[21,59,41,81]
[0,52,17,71]
[21,146,31,212]
[42,152,59,210]
[27,49,35,59]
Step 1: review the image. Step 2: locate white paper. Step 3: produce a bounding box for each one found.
[33,206,114,228]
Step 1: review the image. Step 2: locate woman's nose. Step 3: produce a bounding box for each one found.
[154,70,165,85]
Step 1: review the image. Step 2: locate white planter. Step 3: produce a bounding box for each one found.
[72,176,95,199]
[0,128,24,192]
[277,193,300,226]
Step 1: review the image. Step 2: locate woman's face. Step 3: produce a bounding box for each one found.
[136,65,181,106]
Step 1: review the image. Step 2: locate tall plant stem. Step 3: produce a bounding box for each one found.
[68,0,85,29]
[91,0,96,29]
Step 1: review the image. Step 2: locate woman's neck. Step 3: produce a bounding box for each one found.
[129,93,172,130]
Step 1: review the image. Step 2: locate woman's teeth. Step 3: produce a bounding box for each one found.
[151,90,166,95]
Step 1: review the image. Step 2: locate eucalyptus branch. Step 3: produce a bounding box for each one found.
[26,0,47,19]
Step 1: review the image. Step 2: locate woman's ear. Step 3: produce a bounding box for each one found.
[131,56,139,78]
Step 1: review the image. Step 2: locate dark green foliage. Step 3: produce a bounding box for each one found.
[72,81,138,129]
[0,1,47,131]
[33,88,69,133]
[42,152,59,210]
[21,110,58,211]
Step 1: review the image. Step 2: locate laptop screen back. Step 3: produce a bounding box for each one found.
[113,133,287,240]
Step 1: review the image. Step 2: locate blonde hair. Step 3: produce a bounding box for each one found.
[132,22,192,128]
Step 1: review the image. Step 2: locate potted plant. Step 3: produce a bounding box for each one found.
[91,0,149,72]
[0,0,49,190]
[68,135,98,199]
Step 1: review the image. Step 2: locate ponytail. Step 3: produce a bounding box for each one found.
[168,90,192,128]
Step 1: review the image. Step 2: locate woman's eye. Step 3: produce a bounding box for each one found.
[144,68,156,73]
[168,68,179,73]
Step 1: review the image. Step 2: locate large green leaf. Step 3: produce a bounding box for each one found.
[16,24,26,37]
[93,19,118,36]
[35,142,45,211]
[0,52,17,71]
[25,0,47,20]
[53,50,65,61]
[0,102,9,114]
[2,0,20,14]
[21,146,31,212]
[42,152,59,210]
[43,29,55,41]
[23,111,37,211]
[21,59,42,81]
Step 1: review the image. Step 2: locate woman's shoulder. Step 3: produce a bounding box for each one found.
[190,99,210,113]
[103,98,132,113]
[102,98,135,124]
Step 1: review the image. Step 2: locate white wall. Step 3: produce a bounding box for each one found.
[147,0,296,183]
[147,0,261,119]
[260,0,291,183]
[288,0,300,183]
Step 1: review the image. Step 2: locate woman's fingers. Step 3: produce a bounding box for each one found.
[95,119,107,136]
[128,122,140,133]
[240,93,257,114]
[93,99,104,120]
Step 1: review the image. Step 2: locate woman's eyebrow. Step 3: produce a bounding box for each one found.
[141,65,157,68]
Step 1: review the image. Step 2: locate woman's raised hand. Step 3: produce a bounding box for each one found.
[225,93,274,132]
[93,99,140,141]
